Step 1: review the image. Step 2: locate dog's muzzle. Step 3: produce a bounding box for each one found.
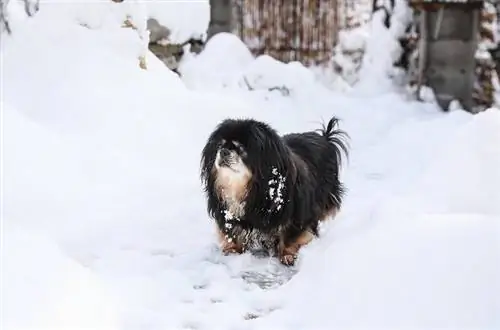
[220,148,230,159]
[218,148,232,167]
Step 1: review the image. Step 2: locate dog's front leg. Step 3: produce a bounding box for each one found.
[278,229,314,266]
[216,227,244,255]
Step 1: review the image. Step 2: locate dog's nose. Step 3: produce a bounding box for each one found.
[220,148,230,158]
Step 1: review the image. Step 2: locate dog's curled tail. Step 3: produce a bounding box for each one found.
[320,117,349,167]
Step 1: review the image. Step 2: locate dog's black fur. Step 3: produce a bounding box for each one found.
[200,117,348,264]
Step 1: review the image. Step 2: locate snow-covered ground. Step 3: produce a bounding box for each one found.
[2,2,499,330]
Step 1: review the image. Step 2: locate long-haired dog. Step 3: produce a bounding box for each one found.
[200,117,348,266]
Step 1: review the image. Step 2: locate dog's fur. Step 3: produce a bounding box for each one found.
[200,117,348,265]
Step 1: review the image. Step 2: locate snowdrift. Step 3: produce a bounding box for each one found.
[2,5,252,329]
[2,226,118,330]
[253,212,499,329]
[410,110,500,215]
[180,33,340,95]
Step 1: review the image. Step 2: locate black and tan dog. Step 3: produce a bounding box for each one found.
[201,117,348,266]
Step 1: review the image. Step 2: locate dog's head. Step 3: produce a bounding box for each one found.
[201,119,293,221]
[210,137,252,209]
[213,139,249,177]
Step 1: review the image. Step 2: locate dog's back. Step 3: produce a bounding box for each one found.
[283,118,348,218]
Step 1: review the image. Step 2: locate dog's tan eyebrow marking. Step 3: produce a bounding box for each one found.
[232,141,246,154]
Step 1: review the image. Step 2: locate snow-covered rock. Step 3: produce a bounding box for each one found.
[237,55,318,94]
[179,32,254,89]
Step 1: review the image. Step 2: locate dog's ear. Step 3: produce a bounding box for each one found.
[200,129,220,183]
[244,123,293,226]
[201,118,242,184]
[250,123,290,177]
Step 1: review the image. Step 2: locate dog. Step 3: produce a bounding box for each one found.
[200,117,348,266]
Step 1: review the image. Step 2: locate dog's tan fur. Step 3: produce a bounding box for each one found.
[216,227,245,254]
[278,206,339,265]
[320,206,338,222]
[278,230,315,266]
[213,166,251,218]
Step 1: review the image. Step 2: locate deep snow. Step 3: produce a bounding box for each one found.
[2,2,500,330]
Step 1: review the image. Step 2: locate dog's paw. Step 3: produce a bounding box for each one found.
[279,253,297,266]
[221,242,244,255]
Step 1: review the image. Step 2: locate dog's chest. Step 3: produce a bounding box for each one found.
[216,167,249,218]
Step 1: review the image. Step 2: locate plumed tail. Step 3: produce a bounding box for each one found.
[318,117,349,168]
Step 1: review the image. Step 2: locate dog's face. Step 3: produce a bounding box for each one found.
[214,139,249,174]
[212,139,252,206]
[201,118,297,229]
[201,119,289,211]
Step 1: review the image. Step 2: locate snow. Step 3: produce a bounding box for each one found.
[406,110,500,215]
[2,2,500,330]
[268,167,286,211]
[223,210,238,222]
[2,225,119,330]
[256,212,499,329]
[180,32,255,90]
[338,27,367,53]
[145,0,209,43]
[355,8,407,96]
[180,33,324,96]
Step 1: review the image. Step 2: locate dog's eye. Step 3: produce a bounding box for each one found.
[232,142,245,154]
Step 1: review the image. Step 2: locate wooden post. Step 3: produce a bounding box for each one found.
[418,2,483,112]
[207,0,232,41]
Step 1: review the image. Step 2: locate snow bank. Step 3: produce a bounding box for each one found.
[2,5,189,241]
[2,5,257,239]
[3,0,209,69]
[21,0,208,44]
[146,0,209,43]
[409,109,500,215]
[256,212,499,329]
[2,10,183,132]
[2,6,257,328]
[180,32,255,89]
[180,33,334,97]
[238,55,321,95]
[2,0,170,74]
[2,226,118,330]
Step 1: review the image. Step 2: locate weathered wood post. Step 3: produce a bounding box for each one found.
[411,0,484,113]
[207,0,233,41]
